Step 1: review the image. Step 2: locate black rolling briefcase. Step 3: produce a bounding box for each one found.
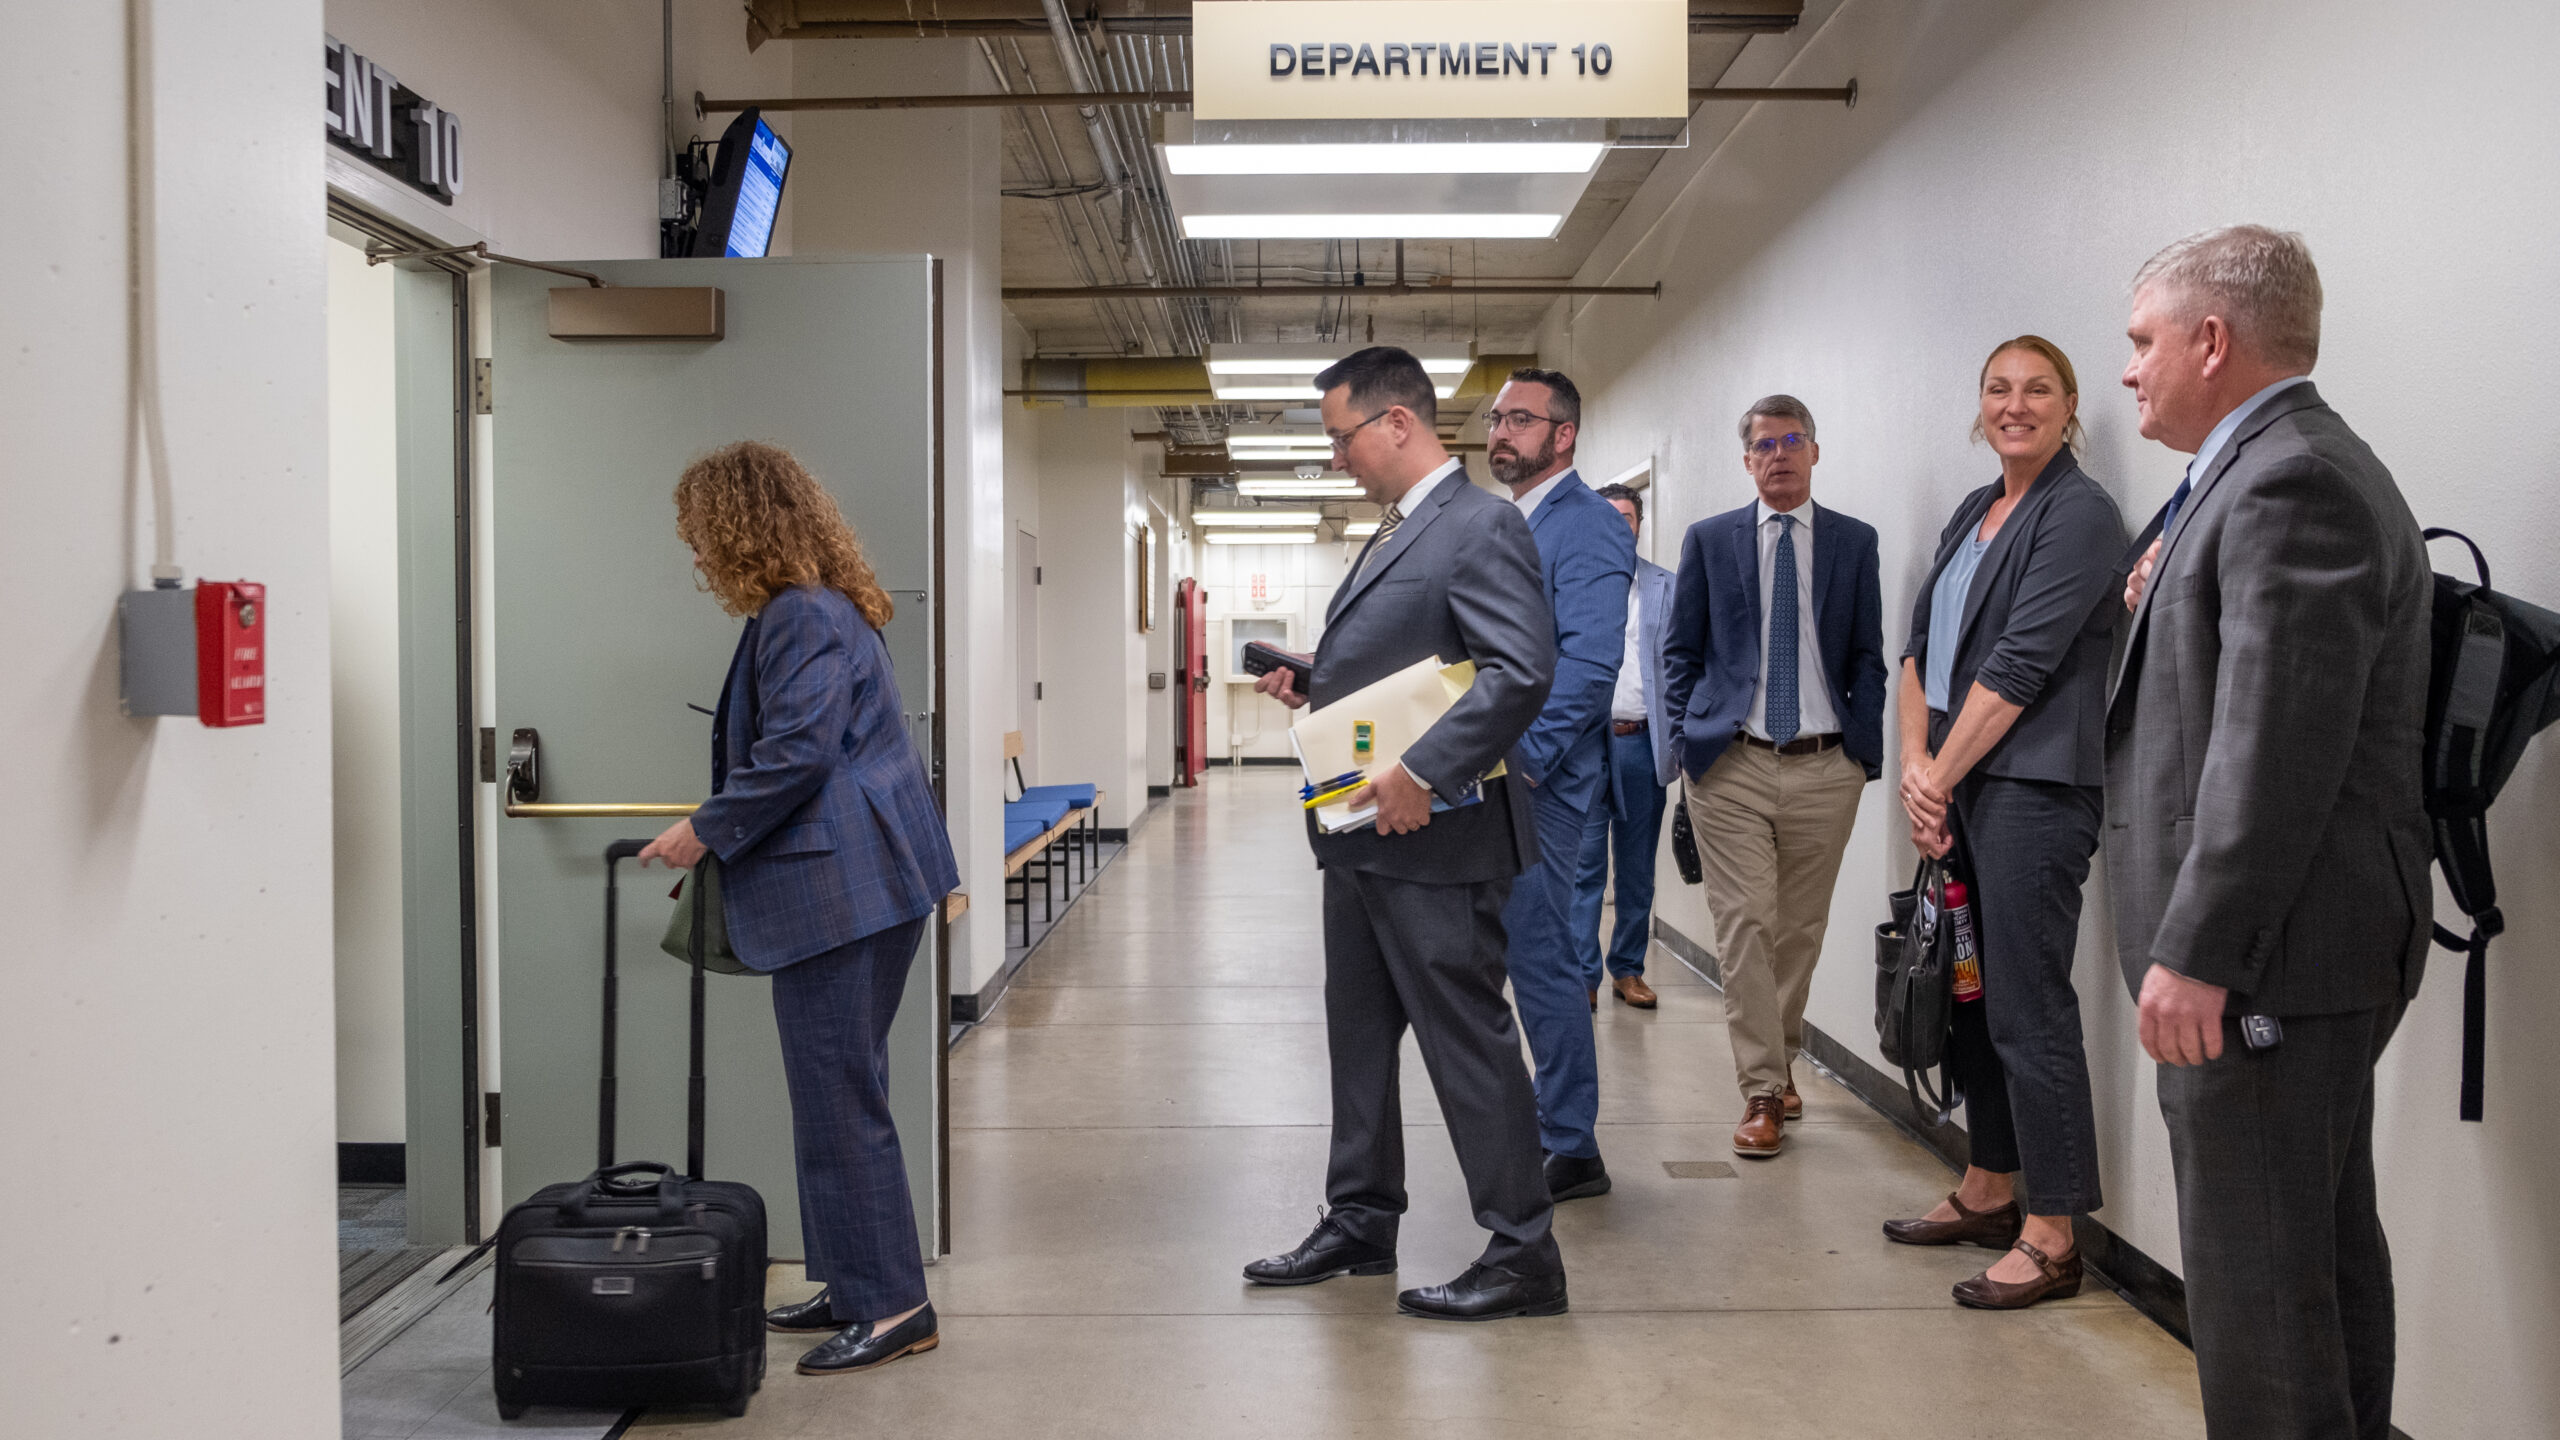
[490,839,769,1420]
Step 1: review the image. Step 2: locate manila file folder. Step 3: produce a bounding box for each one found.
[1290,656,1502,831]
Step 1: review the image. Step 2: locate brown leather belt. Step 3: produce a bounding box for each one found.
[1737,731,1842,756]
[1611,719,1647,737]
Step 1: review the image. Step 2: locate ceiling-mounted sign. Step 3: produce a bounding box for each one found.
[1191,0,1688,122]
[325,35,465,204]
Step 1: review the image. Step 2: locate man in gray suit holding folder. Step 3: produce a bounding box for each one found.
[2113,226,2431,1439]
[1243,346,1568,1321]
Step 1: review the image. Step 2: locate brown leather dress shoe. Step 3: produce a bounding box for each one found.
[1882,1191,2025,1249]
[1612,975,1658,1009]
[1951,1240,2082,1310]
[1732,1094,1785,1158]
[1781,1084,1802,1121]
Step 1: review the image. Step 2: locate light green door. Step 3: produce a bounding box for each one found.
[490,256,944,1258]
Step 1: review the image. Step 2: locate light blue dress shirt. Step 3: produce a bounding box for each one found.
[1923,528,1994,711]
[2186,375,2315,498]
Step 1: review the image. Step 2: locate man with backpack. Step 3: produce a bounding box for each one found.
[2112,225,2431,1440]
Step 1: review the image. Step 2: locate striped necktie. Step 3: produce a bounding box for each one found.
[1356,503,1404,578]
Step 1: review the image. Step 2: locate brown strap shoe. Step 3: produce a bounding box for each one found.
[1781,1084,1802,1121]
[1950,1239,2082,1310]
[1732,1093,1785,1158]
[1611,975,1658,1009]
[1882,1191,2025,1249]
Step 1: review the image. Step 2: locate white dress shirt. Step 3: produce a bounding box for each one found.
[1509,468,1573,519]
[1610,581,1647,722]
[1745,497,1841,740]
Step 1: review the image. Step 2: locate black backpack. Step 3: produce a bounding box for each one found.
[2420,530,2560,1121]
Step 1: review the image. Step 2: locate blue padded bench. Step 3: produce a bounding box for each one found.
[1000,732,1105,945]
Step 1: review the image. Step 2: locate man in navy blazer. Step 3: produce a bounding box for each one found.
[1486,368,1637,1203]
[1570,483,1679,1013]
[1663,394,1885,1159]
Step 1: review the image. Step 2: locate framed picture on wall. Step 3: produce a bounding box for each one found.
[1137,523,1156,633]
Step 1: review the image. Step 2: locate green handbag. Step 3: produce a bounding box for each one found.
[660,858,755,976]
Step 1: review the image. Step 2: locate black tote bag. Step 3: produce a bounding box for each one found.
[1874,858,1958,1121]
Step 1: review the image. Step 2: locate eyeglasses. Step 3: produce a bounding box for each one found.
[1485,409,1562,435]
[1327,408,1391,452]
[1747,431,1811,459]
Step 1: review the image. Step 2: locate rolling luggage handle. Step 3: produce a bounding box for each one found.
[603,840,711,1181]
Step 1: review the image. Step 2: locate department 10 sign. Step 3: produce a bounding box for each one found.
[1191,0,1688,121]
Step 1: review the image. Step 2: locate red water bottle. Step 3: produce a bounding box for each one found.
[1947,879,1983,1002]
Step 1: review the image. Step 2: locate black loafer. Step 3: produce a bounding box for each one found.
[1243,1216,1396,1286]
[766,1291,840,1333]
[1398,1263,1568,1321]
[796,1303,940,1376]
[1544,1151,1612,1202]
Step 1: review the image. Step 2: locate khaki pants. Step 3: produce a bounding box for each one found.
[1685,742,1865,1099]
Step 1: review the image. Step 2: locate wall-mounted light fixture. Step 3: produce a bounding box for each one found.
[1205,531,1318,545]
[1192,509,1324,527]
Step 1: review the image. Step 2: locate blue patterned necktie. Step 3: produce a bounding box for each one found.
[1767,513,1800,744]
[2160,472,2194,540]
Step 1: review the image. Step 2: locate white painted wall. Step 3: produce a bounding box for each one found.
[1,1,340,1433]
[328,236,408,1144]
[1031,410,1150,830]
[1551,2,2560,1434]
[793,38,1010,997]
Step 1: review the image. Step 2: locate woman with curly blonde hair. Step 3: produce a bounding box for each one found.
[640,440,959,1376]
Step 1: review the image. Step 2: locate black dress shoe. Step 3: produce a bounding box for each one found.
[1397,1263,1568,1321]
[796,1303,940,1376]
[1544,1151,1612,1202]
[1243,1216,1396,1286]
[766,1291,840,1333]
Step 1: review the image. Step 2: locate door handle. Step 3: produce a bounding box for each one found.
[500,727,700,817]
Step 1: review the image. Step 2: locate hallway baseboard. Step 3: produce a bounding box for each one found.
[952,839,1127,1027]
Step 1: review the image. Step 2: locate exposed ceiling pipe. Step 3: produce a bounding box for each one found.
[1039,0,1140,261]
[1006,282,1659,300]
[699,84,1857,113]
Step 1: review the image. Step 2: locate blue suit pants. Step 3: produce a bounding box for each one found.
[770,917,930,1320]
[1502,782,1602,1159]
[1572,727,1668,987]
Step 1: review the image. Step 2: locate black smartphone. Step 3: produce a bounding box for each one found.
[1241,640,1314,692]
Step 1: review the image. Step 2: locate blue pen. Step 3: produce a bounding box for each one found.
[1299,769,1365,799]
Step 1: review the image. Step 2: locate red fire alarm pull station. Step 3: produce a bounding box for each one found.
[195,581,266,726]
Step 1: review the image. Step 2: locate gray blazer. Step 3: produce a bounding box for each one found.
[1308,466,1556,885]
[1903,448,2128,788]
[2104,384,2433,1016]
[1630,557,1679,786]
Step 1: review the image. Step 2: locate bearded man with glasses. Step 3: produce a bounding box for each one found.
[1662,395,1887,1159]
[1479,367,1638,1204]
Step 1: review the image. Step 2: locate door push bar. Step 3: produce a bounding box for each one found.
[502,727,701,818]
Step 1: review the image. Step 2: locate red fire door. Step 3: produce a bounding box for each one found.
[1174,577,1209,787]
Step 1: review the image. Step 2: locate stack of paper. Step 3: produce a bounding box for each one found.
[1289,656,1498,833]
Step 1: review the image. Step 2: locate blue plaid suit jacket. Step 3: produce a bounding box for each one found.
[693,584,960,971]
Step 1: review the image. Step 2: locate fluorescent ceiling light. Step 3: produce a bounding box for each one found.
[1210,359,1472,377]
[1342,521,1383,538]
[1192,509,1322,527]
[1181,213,1564,241]
[1163,142,1607,177]
[1228,448,1337,461]
[1215,383,1457,401]
[1223,434,1335,448]
[1205,531,1317,546]
[1237,480,1360,497]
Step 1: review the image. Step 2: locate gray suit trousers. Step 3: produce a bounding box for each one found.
[2158,1003,2404,1440]
[1321,866,1560,1276]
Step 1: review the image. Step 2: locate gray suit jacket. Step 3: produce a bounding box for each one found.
[1308,467,1556,884]
[1904,448,2127,788]
[1630,558,1679,785]
[2103,384,2432,1015]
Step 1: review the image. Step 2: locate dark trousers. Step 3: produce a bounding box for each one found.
[1499,783,1603,1159]
[769,917,930,1320]
[2159,1004,2404,1440]
[1570,726,1669,986]
[1323,865,1561,1276]
[1943,770,2106,1216]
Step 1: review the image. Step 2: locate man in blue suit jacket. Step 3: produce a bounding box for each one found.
[1487,368,1636,1202]
[1570,484,1679,1013]
[1662,395,1885,1160]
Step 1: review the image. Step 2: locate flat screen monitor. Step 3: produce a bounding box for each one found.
[691,109,791,259]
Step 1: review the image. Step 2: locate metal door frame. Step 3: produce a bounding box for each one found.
[325,194,486,1242]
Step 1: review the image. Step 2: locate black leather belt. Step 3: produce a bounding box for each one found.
[1737,731,1842,756]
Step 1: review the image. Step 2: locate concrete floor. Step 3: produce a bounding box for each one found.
[635,766,2205,1437]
